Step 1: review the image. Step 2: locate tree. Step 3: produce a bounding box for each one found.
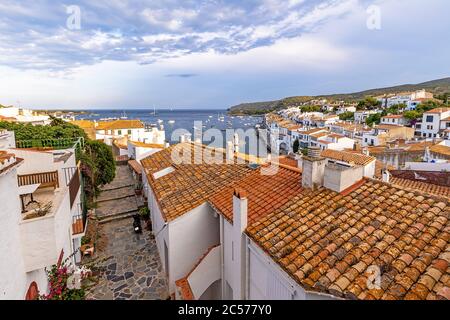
[81,140,116,197]
[339,112,354,121]
[366,113,382,126]
[293,139,300,154]
[0,119,87,141]
[357,97,382,110]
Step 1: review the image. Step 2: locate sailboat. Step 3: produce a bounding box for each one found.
[150,106,157,116]
[120,111,128,120]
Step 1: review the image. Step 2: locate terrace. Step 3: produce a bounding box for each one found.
[13,147,86,272]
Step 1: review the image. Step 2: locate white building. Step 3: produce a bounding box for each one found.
[420,107,450,138]
[336,106,356,115]
[314,134,356,151]
[0,107,50,125]
[93,120,165,146]
[146,144,449,301]
[0,130,16,149]
[0,145,85,299]
[141,142,264,295]
[354,110,378,124]
[381,115,407,126]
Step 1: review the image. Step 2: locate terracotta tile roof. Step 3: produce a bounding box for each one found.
[321,149,376,166]
[70,120,96,139]
[391,177,450,198]
[0,151,23,176]
[141,143,256,222]
[430,144,450,157]
[327,134,346,139]
[175,245,220,300]
[302,128,326,135]
[246,179,450,300]
[276,156,299,168]
[210,165,302,224]
[128,160,142,175]
[383,115,404,119]
[0,151,15,165]
[96,120,144,130]
[113,140,128,150]
[311,132,329,139]
[425,108,450,114]
[129,140,165,148]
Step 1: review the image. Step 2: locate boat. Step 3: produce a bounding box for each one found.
[168,120,175,124]
[157,119,164,124]
[150,106,157,116]
[120,111,128,120]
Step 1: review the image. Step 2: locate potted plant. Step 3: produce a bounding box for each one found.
[138,206,152,231]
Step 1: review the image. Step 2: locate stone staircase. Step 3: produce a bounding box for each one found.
[95,165,142,224]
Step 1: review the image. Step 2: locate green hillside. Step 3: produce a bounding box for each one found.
[228,77,450,115]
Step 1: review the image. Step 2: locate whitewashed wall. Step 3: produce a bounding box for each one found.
[247,241,338,300]
[0,167,48,299]
[168,203,220,293]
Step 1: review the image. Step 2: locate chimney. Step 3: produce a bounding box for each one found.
[226,141,234,162]
[232,188,248,300]
[164,142,170,148]
[362,147,369,156]
[382,169,391,183]
[324,163,364,193]
[179,135,186,143]
[233,133,240,154]
[302,147,326,190]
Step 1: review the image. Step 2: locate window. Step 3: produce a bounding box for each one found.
[128,129,132,135]
[118,130,122,135]
[446,123,450,128]
[426,115,434,123]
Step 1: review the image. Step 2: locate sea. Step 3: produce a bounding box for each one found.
[75,109,265,153]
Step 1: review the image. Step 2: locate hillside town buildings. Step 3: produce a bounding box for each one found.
[0,135,85,299]
[0,106,50,125]
[139,141,449,301]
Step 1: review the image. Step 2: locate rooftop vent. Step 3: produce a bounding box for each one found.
[307,146,321,159]
[248,163,260,170]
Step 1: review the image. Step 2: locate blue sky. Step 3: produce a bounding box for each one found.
[0,0,449,109]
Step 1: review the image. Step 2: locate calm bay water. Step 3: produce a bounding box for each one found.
[76,109,264,148]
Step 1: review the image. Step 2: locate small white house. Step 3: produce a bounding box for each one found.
[0,146,84,299]
[95,120,166,146]
[420,108,450,138]
[381,115,407,126]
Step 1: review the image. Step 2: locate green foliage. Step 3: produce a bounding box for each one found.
[403,110,421,121]
[0,117,87,141]
[81,140,116,197]
[293,139,300,154]
[299,105,322,113]
[384,104,405,115]
[40,262,86,300]
[366,113,382,126]
[339,112,355,121]
[357,97,382,110]
[81,236,91,246]
[139,206,150,219]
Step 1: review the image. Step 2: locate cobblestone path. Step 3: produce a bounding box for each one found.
[86,165,169,300]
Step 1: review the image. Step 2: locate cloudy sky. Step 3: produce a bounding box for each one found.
[0,0,449,109]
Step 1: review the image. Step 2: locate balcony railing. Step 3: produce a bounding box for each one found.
[18,171,59,189]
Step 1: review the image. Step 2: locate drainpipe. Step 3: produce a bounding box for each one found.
[220,215,225,300]
[245,236,250,300]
